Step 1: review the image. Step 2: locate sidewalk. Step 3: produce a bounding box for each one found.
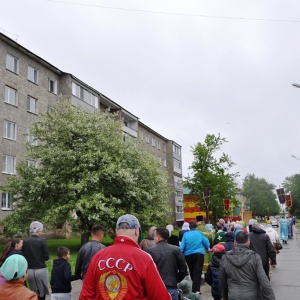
[269,225,300,299]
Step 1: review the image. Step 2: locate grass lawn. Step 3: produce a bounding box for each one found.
[0,235,114,281]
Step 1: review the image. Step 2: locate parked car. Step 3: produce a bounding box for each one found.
[271,217,279,227]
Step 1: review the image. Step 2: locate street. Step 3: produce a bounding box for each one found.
[47,225,300,300]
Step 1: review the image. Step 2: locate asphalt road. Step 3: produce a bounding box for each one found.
[46,225,300,300]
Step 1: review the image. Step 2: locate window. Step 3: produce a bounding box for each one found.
[72,82,98,108]
[162,158,167,167]
[139,130,144,141]
[3,120,16,140]
[152,138,156,147]
[6,54,19,74]
[26,129,37,145]
[176,206,184,213]
[3,155,16,174]
[145,134,149,143]
[2,192,12,210]
[27,160,37,168]
[5,86,17,106]
[48,78,57,94]
[156,140,161,149]
[162,143,166,152]
[173,144,181,155]
[176,191,182,197]
[174,159,181,169]
[27,96,37,114]
[28,66,38,84]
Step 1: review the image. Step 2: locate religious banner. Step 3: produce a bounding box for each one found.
[223,199,230,211]
[203,190,210,206]
[276,188,285,204]
[285,194,292,208]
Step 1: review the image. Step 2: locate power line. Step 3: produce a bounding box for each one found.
[47,0,300,23]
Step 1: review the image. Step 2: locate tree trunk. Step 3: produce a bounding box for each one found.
[80,231,90,246]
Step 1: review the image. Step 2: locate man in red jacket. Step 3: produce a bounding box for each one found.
[79,214,171,300]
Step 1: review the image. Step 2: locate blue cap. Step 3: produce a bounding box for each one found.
[116,214,140,229]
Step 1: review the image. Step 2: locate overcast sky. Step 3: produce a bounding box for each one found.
[2,0,300,189]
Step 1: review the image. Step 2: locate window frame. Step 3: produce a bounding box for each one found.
[3,120,17,141]
[6,54,19,74]
[5,86,17,106]
[3,155,16,174]
[26,159,37,168]
[72,82,98,108]
[48,78,57,94]
[27,96,37,114]
[1,192,12,210]
[27,66,39,84]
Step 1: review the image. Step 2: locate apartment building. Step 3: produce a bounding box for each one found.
[0,32,183,222]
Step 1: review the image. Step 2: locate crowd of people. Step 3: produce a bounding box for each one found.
[0,214,293,299]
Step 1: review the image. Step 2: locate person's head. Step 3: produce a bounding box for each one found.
[209,244,226,254]
[216,223,223,231]
[146,226,156,239]
[166,224,174,237]
[182,222,190,231]
[91,225,105,242]
[11,238,23,251]
[154,227,169,244]
[0,254,28,282]
[115,214,141,242]
[189,220,197,229]
[29,221,43,235]
[57,246,70,260]
[234,231,250,247]
[219,218,225,225]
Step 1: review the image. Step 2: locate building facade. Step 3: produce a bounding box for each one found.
[0,32,183,222]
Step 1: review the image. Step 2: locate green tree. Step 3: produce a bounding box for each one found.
[242,174,280,217]
[1,102,172,238]
[282,173,300,217]
[184,134,238,222]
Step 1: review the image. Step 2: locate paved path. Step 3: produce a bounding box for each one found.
[47,226,300,300]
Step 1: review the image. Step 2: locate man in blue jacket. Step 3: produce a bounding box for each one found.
[180,220,210,294]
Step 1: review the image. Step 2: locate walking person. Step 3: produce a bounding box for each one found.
[75,225,106,280]
[220,231,276,300]
[265,223,280,254]
[139,226,156,252]
[149,227,187,300]
[180,220,210,294]
[249,223,276,278]
[23,221,49,300]
[166,225,180,246]
[205,244,226,300]
[179,222,190,243]
[79,214,171,299]
[0,254,38,300]
[224,231,234,252]
[51,246,80,300]
[213,224,226,245]
[279,216,289,244]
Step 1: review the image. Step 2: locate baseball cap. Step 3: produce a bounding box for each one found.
[116,214,141,229]
[209,244,226,253]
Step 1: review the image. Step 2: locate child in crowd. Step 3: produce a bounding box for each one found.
[50,246,80,300]
[205,244,226,300]
[178,280,201,300]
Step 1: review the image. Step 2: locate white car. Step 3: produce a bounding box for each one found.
[271,218,279,227]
